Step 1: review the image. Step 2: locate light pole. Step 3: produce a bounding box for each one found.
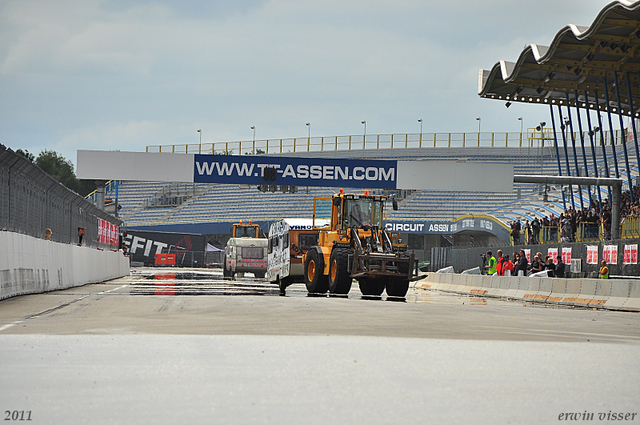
[518,117,523,146]
[476,117,481,133]
[306,122,310,139]
[418,119,423,145]
[197,129,202,153]
[536,121,546,171]
[361,120,366,148]
[250,126,256,154]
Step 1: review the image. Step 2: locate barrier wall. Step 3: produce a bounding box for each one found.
[413,272,640,312]
[0,232,130,301]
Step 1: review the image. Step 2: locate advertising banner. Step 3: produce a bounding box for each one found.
[123,230,207,265]
[624,244,638,265]
[98,219,119,246]
[562,247,572,264]
[547,247,558,263]
[385,216,509,240]
[194,154,397,189]
[77,150,514,192]
[603,245,618,264]
[586,245,599,264]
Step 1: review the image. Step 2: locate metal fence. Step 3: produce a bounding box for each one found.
[0,144,122,248]
[146,129,626,156]
[431,238,640,278]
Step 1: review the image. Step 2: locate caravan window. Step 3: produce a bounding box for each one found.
[242,247,264,259]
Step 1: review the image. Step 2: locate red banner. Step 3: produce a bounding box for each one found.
[624,244,638,265]
[98,219,119,246]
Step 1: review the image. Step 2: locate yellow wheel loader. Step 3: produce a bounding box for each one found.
[302,190,415,297]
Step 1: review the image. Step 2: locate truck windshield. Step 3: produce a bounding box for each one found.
[344,198,383,229]
[236,226,257,238]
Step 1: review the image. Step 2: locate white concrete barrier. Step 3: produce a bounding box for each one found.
[522,277,552,303]
[1,232,130,301]
[414,272,639,312]
[625,281,640,311]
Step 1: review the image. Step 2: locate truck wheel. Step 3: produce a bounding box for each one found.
[304,249,329,294]
[386,262,410,297]
[329,247,352,294]
[255,271,265,279]
[358,277,385,296]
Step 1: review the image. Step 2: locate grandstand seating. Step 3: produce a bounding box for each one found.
[103,140,639,230]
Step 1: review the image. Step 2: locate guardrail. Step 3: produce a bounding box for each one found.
[146,129,625,155]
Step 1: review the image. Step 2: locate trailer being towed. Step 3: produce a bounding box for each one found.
[267,219,323,295]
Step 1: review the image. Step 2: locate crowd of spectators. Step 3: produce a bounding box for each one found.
[507,183,640,244]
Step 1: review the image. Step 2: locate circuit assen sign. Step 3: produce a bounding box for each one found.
[386,216,510,239]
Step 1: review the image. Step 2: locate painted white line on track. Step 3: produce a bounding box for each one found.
[0,321,24,333]
[98,285,127,294]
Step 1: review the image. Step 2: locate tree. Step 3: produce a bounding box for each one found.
[16,149,35,162]
[35,150,96,196]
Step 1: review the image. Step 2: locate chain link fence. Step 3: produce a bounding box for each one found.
[1,144,122,248]
[431,239,640,278]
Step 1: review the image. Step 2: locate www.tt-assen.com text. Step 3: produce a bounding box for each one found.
[195,161,396,184]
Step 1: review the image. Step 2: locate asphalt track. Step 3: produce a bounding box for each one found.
[1,268,639,425]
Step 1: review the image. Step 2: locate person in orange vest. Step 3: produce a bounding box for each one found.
[502,254,514,276]
[599,260,609,279]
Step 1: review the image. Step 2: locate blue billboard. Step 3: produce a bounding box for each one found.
[194,154,398,189]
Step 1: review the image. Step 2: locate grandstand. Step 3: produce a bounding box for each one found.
[94,133,636,245]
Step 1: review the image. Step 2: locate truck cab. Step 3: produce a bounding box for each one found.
[223,221,268,279]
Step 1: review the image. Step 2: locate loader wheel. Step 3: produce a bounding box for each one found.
[329,247,352,295]
[386,262,410,298]
[304,249,329,294]
[358,277,385,296]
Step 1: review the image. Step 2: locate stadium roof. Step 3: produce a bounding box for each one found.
[478,0,640,117]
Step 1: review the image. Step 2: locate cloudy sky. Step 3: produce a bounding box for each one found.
[0,0,614,169]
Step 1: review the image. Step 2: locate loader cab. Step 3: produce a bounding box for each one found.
[342,197,384,230]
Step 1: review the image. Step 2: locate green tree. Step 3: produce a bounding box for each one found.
[16,149,35,162]
[35,150,96,196]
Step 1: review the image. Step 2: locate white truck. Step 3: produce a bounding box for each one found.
[223,221,268,279]
[267,219,320,294]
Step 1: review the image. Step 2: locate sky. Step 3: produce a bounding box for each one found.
[0,0,617,170]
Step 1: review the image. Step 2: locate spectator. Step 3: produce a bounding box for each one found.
[531,218,541,244]
[516,249,528,276]
[485,250,497,275]
[530,253,543,275]
[495,250,505,276]
[545,255,556,277]
[78,227,86,246]
[599,260,609,279]
[556,256,565,278]
[511,220,521,245]
[503,255,514,276]
[45,228,52,241]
